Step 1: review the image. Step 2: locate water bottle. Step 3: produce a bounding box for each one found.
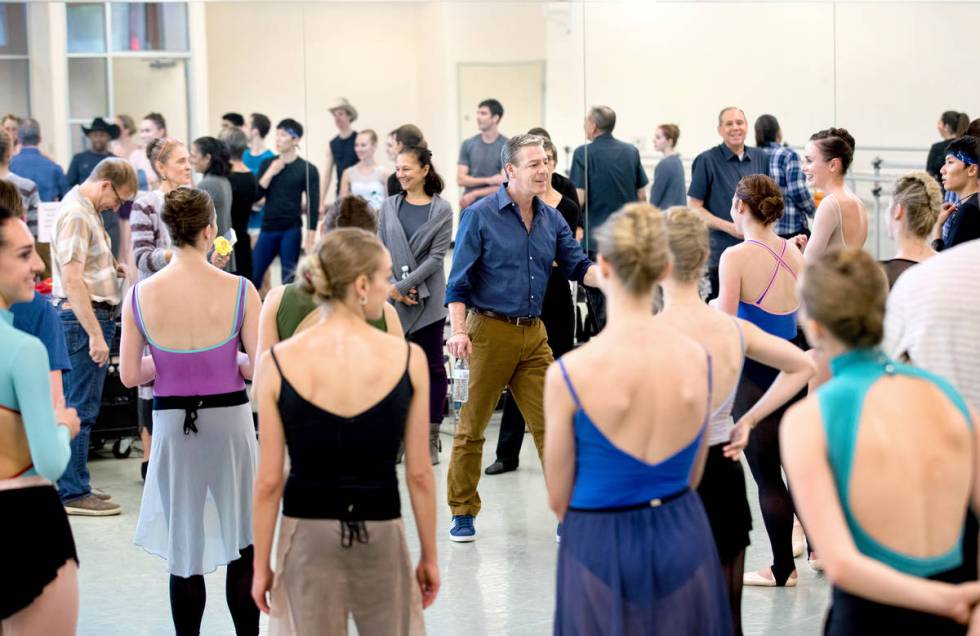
[400,266,419,302]
[453,359,470,403]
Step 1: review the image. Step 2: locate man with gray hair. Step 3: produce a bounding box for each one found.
[444,133,600,542]
[52,157,137,516]
[10,117,68,203]
[570,105,648,330]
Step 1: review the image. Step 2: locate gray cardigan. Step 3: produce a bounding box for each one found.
[378,192,453,334]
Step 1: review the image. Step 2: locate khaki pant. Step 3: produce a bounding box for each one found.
[447,312,553,517]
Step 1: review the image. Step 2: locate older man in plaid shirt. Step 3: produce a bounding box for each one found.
[755,114,816,239]
[51,157,136,516]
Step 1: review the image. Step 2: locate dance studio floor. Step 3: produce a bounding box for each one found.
[72,415,830,635]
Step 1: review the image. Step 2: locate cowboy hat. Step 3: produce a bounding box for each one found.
[328,98,358,123]
[82,117,121,140]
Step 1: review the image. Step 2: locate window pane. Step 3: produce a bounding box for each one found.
[0,3,28,55]
[67,3,106,54]
[0,59,29,117]
[112,57,188,142]
[111,3,188,52]
[68,58,108,118]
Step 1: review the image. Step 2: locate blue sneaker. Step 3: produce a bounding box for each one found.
[449,515,477,542]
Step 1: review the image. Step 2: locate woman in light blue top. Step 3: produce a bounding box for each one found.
[782,248,980,634]
[0,205,81,632]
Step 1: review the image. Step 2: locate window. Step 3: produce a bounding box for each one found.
[0,3,29,117]
[66,2,190,154]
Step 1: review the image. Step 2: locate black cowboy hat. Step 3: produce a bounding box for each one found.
[82,117,121,140]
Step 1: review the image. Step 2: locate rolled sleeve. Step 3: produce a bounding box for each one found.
[785,153,815,216]
[444,209,481,306]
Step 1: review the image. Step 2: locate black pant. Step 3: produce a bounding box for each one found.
[494,270,575,466]
[584,250,607,332]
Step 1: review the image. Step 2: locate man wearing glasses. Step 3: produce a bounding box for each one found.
[51,157,137,516]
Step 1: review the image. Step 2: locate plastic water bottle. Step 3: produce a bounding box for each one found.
[453,359,470,403]
[400,266,419,302]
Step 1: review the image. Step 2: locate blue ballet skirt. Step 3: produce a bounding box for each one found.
[555,489,733,635]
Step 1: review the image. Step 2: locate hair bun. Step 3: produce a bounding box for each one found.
[829,127,855,151]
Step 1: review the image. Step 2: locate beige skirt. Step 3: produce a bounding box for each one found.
[269,516,425,636]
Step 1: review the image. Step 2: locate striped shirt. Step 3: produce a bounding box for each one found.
[130,189,171,281]
[2,172,40,237]
[884,239,980,409]
[50,187,121,305]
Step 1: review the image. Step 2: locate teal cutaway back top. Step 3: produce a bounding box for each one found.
[0,308,71,480]
[818,348,974,577]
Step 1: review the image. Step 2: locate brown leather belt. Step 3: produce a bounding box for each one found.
[475,309,539,327]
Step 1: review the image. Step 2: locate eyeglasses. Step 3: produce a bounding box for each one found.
[110,182,134,206]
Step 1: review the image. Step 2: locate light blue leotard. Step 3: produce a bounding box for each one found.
[819,348,974,577]
[0,307,71,480]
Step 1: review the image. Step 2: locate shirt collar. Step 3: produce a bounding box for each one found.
[719,143,751,162]
[495,184,544,215]
[764,141,782,149]
[66,186,98,216]
[0,307,12,326]
[19,146,40,155]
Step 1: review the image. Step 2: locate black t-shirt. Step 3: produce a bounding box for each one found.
[228,171,257,231]
[387,172,401,196]
[947,195,980,249]
[553,172,579,207]
[256,156,321,231]
[556,194,582,234]
[329,133,358,195]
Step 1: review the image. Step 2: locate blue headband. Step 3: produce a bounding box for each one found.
[281,127,301,140]
[948,150,977,167]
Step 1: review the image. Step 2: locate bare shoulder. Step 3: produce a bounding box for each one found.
[783,394,821,431]
[262,284,286,308]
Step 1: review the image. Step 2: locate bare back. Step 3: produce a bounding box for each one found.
[848,377,973,558]
[656,306,742,419]
[136,263,243,349]
[0,409,30,479]
[732,236,804,314]
[558,321,709,465]
[271,317,410,418]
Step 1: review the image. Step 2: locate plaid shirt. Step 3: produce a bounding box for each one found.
[764,142,815,236]
[50,187,121,305]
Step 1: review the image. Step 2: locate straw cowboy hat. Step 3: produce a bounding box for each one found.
[328,98,358,123]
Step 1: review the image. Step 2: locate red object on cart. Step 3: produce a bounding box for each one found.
[35,278,53,295]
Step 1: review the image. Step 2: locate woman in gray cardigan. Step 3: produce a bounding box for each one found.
[191,136,234,271]
[379,146,453,464]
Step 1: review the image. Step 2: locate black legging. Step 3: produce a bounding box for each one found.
[169,545,259,636]
[722,549,746,636]
[735,367,804,586]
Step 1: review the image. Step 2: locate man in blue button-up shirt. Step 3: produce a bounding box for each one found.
[443,134,598,541]
[9,118,68,203]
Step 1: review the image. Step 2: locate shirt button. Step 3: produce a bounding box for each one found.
[529,257,533,261]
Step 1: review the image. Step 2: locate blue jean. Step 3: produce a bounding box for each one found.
[57,306,117,503]
[252,226,302,286]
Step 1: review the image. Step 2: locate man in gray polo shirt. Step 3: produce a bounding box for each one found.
[457,98,507,209]
[688,106,769,299]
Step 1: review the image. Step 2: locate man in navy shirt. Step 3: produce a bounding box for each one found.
[688,106,769,299]
[10,118,68,202]
[570,106,648,329]
[12,292,71,406]
[444,134,599,542]
[66,118,119,187]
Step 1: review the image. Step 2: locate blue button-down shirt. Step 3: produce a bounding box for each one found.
[446,185,592,317]
[9,147,68,202]
[763,142,815,236]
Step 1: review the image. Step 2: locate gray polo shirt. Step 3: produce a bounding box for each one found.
[688,143,769,266]
[569,133,649,250]
[458,133,507,194]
